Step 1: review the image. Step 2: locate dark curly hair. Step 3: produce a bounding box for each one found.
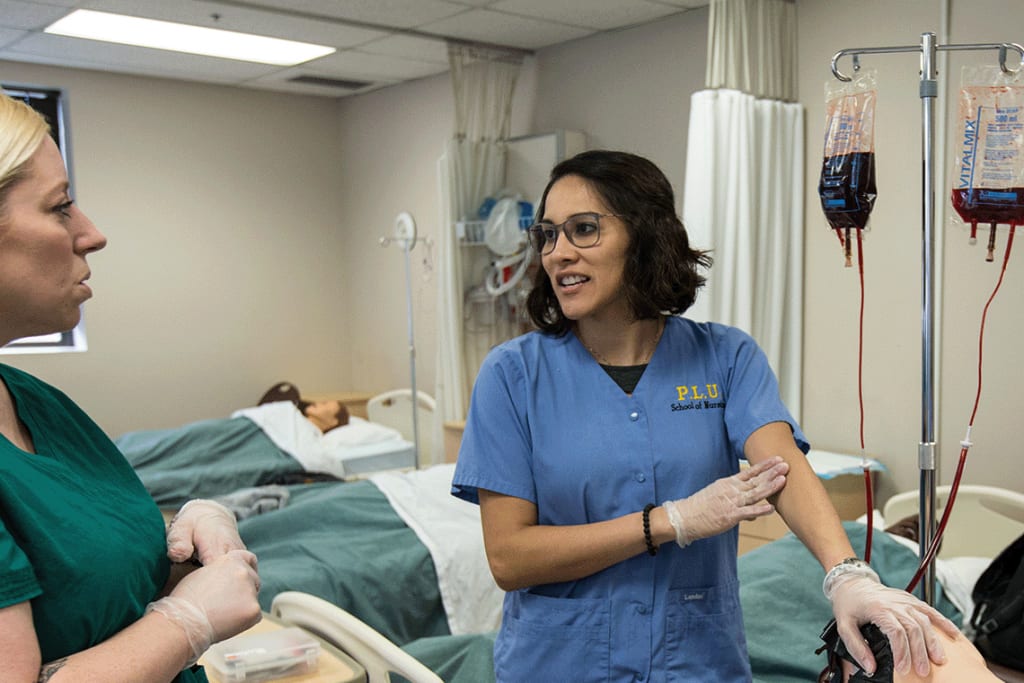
[525,150,711,335]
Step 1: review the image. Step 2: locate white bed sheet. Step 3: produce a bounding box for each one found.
[233,402,415,479]
[370,464,502,636]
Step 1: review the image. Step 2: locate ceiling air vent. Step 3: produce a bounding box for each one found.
[287,75,372,90]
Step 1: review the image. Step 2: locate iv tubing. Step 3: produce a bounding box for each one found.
[855,229,874,563]
[905,225,1015,592]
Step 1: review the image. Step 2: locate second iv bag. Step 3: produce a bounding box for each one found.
[950,64,1024,259]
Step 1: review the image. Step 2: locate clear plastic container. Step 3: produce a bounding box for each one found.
[204,627,321,683]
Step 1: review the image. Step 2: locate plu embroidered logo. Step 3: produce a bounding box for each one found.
[671,384,725,412]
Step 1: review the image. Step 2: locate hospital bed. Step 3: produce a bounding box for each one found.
[118,407,416,507]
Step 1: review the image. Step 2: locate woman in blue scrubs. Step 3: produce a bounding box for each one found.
[452,150,960,682]
[0,93,261,681]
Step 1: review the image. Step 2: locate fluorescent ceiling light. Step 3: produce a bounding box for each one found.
[45,9,336,66]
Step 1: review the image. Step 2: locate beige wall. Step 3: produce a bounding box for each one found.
[1,62,351,434]
[3,1,1022,503]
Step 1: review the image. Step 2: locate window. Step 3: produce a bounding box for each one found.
[1,83,88,354]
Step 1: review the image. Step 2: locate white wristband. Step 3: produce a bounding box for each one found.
[822,557,880,600]
[662,500,691,548]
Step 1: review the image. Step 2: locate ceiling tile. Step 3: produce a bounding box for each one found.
[214,0,467,29]
[0,27,28,48]
[0,0,74,30]
[492,0,681,31]
[421,8,593,51]
[301,49,449,82]
[357,34,450,65]
[653,0,710,7]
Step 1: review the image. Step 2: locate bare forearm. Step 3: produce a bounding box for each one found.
[744,422,855,572]
[774,458,856,571]
[483,500,673,591]
[39,612,193,683]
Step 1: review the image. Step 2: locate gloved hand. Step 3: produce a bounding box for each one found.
[827,567,961,677]
[663,456,788,547]
[147,549,262,666]
[166,499,248,565]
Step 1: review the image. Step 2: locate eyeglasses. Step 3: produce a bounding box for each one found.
[526,212,620,255]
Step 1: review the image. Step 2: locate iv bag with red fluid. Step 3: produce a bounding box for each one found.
[819,70,878,267]
[951,64,1024,261]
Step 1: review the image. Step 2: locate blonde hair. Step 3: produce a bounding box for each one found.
[0,94,50,212]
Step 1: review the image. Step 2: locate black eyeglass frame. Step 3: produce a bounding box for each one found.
[526,212,623,255]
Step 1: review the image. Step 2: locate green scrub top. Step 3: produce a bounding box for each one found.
[0,364,207,682]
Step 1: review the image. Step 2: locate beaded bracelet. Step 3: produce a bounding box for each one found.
[642,503,658,556]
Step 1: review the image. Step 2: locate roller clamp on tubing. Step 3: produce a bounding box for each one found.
[823,557,880,600]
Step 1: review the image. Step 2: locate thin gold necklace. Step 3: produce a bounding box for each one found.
[580,319,664,366]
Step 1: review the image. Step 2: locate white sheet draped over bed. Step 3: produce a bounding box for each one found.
[371,464,503,636]
[233,402,412,479]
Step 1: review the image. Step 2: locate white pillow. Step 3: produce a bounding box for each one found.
[321,416,404,448]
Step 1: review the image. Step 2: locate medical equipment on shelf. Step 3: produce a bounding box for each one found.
[479,194,534,297]
[950,65,1024,260]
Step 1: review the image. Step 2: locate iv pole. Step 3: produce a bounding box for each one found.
[380,212,432,469]
[830,34,1024,605]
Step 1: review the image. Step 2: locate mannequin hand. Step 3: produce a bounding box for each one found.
[148,549,262,665]
[668,456,788,546]
[828,572,960,677]
[166,499,248,565]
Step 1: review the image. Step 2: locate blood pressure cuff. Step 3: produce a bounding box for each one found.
[816,618,895,683]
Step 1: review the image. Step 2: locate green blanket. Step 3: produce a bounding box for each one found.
[238,480,450,647]
[118,417,304,506]
[400,632,498,683]
[386,522,959,683]
[740,522,961,683]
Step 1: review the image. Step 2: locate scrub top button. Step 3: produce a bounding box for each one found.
[629,411,639,421]
[634,472,646,483]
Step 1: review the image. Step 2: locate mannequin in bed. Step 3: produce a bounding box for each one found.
[257,381,349,433]
[0,93,261,682]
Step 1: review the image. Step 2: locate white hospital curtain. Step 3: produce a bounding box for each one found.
[684,90,804,421]
[705,0,796,102]
[435,44,521,442]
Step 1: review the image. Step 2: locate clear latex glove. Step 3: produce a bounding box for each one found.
[166,499,247,565]
[828,572,961,678]
[666,456,788,547]
[147,549,262,666]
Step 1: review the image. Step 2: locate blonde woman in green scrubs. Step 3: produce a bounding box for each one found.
[0,94,261,681]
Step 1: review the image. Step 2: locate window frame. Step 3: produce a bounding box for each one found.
[0,82,88,355]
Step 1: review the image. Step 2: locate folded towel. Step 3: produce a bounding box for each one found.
[214,485,291,520]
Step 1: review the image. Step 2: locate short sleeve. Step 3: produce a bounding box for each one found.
[715,326,809,456]
[451,345,537,506]
[0,518,42,609]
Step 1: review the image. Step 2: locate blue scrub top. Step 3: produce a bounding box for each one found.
[452,316,808,683]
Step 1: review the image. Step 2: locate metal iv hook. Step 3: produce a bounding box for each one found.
[830,38,1024,82]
